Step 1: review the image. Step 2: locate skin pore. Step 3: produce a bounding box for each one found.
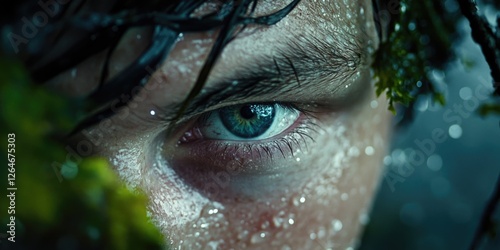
[51,0,392,249]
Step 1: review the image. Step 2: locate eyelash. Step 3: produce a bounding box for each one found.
[177,103,320,161]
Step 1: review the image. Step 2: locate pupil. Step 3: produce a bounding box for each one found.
[239,105,255,119]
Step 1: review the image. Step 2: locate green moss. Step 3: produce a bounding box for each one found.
[373,0,457,113]
[0,57,165,249]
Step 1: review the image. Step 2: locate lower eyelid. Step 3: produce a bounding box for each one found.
[171,113,318,173]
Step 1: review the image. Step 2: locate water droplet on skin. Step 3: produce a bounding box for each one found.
[360,7,365,15]
[250,231,269,244]
[237,230,249,240]
[149,110,156,116]
[296,157,301,162]
[348,146,360,157]
[310,232,317,240]
[359,213,370,225]
[370,100,378,109]
[365,146,375,156]
[288,218,295,225]
[272,216,282,228]
[291,195,306,206]
[341,193,349,201]
[317,226,326,239]
[320,7,326,16]
[332,219,343,232]
[347,60,356,68]
[205,241,220,250]
[178,64,190,73]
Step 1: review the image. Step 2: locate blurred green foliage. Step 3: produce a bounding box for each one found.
[373,0,500,116]
[0,57,165,249]
[479,103,500,116]
[373,0,458,113]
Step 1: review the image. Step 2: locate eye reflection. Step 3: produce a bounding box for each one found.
[200,103,300,141]
[219,104,275,138]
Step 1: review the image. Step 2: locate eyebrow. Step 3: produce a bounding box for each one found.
[156,30,366,125]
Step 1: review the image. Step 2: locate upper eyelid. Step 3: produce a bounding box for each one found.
[154,74,343,128]
[150,32,365,126]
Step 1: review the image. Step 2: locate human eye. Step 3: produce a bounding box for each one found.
[182,103,300,141]
[166,101,320,196]
[177,102,316,166]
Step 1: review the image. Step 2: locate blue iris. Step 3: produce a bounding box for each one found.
[219,104,275,138]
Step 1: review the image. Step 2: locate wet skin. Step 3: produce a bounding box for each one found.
[51,0,392,249]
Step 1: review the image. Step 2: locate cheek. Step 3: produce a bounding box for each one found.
[285,92,391,248]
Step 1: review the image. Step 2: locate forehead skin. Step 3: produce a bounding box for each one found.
[148,0,377,111]
[63,0,391,249]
